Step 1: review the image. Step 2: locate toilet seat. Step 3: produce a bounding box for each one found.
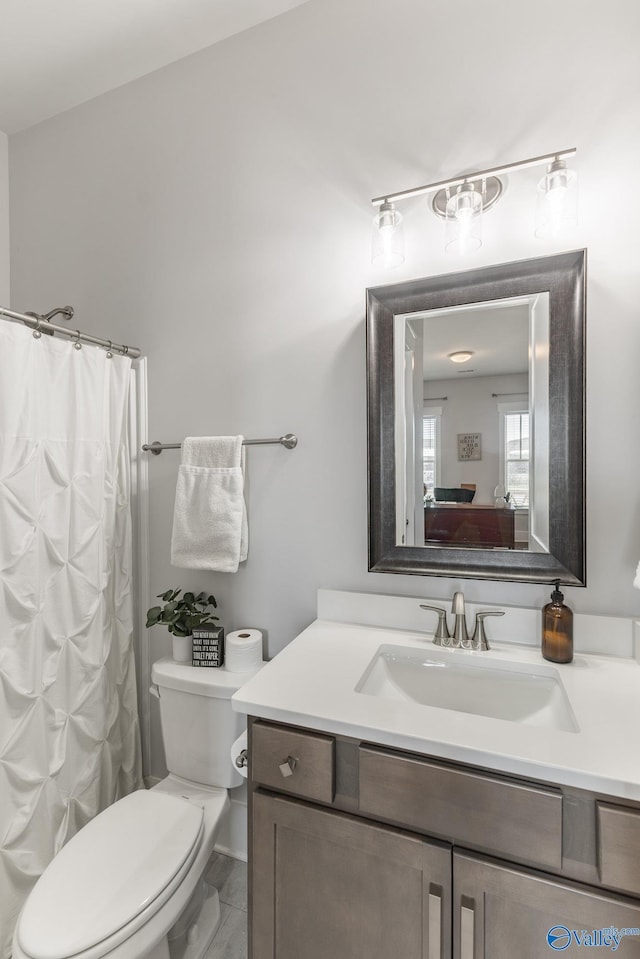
[17,790,204,959]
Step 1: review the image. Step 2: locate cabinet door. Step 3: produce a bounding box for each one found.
[252,791,451,959]
[453,851,640,958]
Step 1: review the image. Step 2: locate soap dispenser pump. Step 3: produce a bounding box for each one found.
[542,580,573,664]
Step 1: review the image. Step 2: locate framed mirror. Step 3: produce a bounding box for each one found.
[367,250,586,585]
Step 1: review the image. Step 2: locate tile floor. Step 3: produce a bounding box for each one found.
[204,853,248,959]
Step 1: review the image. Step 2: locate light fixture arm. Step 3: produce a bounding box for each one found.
[371,148,577,207]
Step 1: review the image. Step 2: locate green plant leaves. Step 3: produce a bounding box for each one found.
[146,588,219,636]
[195,592,217,607]
[157,588,181,602]
[145,606,162,627]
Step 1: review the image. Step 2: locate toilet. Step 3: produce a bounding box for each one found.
[13,658,256,959]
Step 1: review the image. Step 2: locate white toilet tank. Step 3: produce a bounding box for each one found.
[152,658,255,788]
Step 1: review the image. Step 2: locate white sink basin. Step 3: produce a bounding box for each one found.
[355,645,579,733]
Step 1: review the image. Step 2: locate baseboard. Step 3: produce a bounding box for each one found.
[213,787,248,862]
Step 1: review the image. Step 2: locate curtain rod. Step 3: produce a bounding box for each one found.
[142,434,298,455]
[0,305,141,358]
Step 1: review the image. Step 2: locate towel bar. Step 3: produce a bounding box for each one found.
[142,434,297,455]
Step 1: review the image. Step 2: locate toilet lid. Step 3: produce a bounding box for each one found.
[18,790,204,959]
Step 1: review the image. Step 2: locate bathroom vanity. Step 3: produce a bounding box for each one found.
[233,591,640,959]
[248,721,640,959]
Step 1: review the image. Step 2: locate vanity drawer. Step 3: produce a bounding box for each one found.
[359,745,562,870]
[597,802,640,896]
[251,722,335,804]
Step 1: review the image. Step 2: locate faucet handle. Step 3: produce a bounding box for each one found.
[419,605,450,646]
[471,610,505,651]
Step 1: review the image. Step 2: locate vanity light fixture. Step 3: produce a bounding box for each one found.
[443,182,485,254]
[448,350,474,363]
[535,157,578,238]
[371,200,405,269]
[371,148,577,267]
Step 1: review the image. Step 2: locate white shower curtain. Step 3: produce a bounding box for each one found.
[0,322,143,957]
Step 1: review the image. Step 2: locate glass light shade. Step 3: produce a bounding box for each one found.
[535,159,578,238]
[372,202,404,269]
[444,183,483,254]
[448,350,474,363]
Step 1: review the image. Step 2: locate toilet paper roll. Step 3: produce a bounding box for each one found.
[230,731,248,779]
[226,629,263,672]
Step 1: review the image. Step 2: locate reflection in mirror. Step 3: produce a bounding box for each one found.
[367,250,586,585]
[395,294,550,553]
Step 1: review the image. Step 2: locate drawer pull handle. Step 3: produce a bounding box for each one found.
[279,756,297,778]
[460,898,475,959]
[428,886,442,959]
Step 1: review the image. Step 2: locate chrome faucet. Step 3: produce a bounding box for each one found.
[451,591,469,647]
[420,592,504,650]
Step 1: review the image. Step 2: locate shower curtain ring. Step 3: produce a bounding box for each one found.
[32,317,42,339]
[106,341,113,359]
[73,330,82,351]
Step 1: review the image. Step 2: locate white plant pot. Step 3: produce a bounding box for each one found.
[172,634,192,664]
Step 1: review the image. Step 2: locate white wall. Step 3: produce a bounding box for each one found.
[0,132,9,303]
[426,373,528,504]
[8,0,640,777]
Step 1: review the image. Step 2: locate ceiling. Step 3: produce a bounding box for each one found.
[0,0,310,134]
[406,298,535,382]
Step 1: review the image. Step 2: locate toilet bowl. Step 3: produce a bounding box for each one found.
[13,658,259,959]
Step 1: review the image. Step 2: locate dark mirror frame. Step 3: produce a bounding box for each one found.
[367,249,586,586]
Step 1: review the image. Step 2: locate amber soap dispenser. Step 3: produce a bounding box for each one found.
[542,580,573,663]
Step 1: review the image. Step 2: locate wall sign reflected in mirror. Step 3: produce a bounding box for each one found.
[457,433,482,462]
[367,251,586,585]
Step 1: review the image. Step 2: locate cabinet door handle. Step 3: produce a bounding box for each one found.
[428,886,442,959]
[460,898,475,959]
[279,756,297,778]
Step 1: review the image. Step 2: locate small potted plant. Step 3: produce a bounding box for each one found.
[146,588,219,663]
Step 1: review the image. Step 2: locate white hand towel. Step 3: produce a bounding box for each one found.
[170,436,248,572]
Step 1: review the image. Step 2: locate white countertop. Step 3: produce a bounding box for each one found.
[232,617,640,801]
